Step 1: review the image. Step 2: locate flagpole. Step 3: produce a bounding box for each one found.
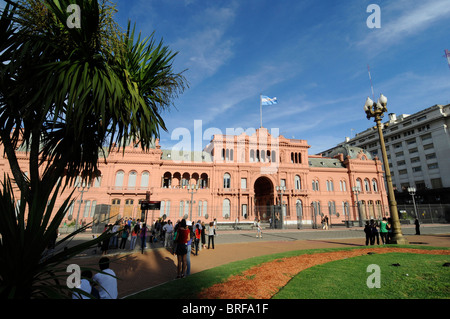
[260,94,262,128]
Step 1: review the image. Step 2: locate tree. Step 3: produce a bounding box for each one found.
[0,0,187,298]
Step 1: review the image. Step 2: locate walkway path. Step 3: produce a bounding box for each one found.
[68,224,450,298]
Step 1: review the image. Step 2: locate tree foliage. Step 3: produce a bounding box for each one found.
[0,0,187,298]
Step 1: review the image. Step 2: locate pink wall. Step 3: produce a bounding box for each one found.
[1,128,389,227]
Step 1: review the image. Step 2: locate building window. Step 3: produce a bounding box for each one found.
[372,179,378,192]
[140,171,149,188]
[294,175,301,190]
[83,200,91,218]
[241,204,248,218]
[115,171,124,188]
[223,173,231,189]
[356,178,362,191]
[241,178,247,189]
[94,176,102,187]
[222,199,231,218]
[427,163,438,170]
[128,171,137,188]
[364,179,370,192]
[412,166,422,172]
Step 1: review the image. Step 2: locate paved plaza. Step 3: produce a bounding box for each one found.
[68,224,450,298]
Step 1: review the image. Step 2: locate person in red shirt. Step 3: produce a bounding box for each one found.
[175,219,190,278]
[194,224,201,256]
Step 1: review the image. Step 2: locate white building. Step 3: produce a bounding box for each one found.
[321,104,450,193]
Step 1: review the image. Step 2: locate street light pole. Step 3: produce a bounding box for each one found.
[187,184,198,222]
[364,94,408,244]
[352,186,362,226]
[408,187,418,219]
[75,180,90,231]
[276,186,286,229]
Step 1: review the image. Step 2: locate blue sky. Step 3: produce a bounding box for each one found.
[3,0,450,154]
[112,0,450,154]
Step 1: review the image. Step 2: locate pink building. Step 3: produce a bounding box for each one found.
[1,127,389,228]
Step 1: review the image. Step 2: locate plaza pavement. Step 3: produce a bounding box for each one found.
[67,223,450,299]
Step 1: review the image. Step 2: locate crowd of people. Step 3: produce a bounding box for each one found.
[363,217,394,245]
[97,217,220,278]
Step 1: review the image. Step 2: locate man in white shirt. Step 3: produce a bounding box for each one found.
[93,257,118,299]
[163,220,174,248]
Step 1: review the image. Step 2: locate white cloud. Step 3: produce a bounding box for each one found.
[358,0,450,51]
[172,2,238,85]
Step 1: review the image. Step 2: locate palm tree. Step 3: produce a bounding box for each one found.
[0,0,187,298]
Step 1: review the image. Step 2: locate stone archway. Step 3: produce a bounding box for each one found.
[254,176,274,221]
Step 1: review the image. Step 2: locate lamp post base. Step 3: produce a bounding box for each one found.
[389,235,409,245]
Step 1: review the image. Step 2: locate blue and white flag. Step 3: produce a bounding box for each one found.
[261,95,278,105]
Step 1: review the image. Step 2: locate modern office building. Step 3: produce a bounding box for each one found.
[321,104,450,198]
[1,127,390,228]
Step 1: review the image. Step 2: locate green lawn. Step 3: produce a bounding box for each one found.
[273,253,450,299]
[125,246,449,299]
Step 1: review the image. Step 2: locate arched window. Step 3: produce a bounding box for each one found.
[163,172,172,188]
[250,149,255,162]
[328,201,336,215]
[372,179,378,192]
[271,150,276,163]
[223,173,231,189]
[222,199,231,218]
[115,171,124,188]
[128,171,137,188]
[200,173,208,188]
[356,178,362,191]
[298,153,302,164]
[294,175,301,190]
[364,179,370,192]
[140,171,149,188]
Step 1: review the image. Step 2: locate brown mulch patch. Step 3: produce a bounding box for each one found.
[196,247,450,299]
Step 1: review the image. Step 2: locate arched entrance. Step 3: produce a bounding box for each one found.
[254,176,274,221]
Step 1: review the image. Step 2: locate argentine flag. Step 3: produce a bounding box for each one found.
[261,95,278,105]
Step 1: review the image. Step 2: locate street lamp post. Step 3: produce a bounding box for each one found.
[276,186,286,229]
[75,180,90,231]
[364,94,408,244]
[187,184,199,222]
[352,186,362,227]
[407,186,418,219]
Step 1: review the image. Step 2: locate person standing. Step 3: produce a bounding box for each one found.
[364,221,371,246]
[207,221,215,249]
[194,224,201,256]
[93,257,118,299]
[175,219,190,278]
[119,225,129,249]
[186,222,193,276]
[129,224,139,250]
[256,219,262,238]
[201,221,206,250]
[415,218,420,235]
[163,220,174,248]
[379,217,389,244]
[140,223,148,254]
[370,219,379,245]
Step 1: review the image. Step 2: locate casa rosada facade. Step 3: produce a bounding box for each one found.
[2,127,390,227]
